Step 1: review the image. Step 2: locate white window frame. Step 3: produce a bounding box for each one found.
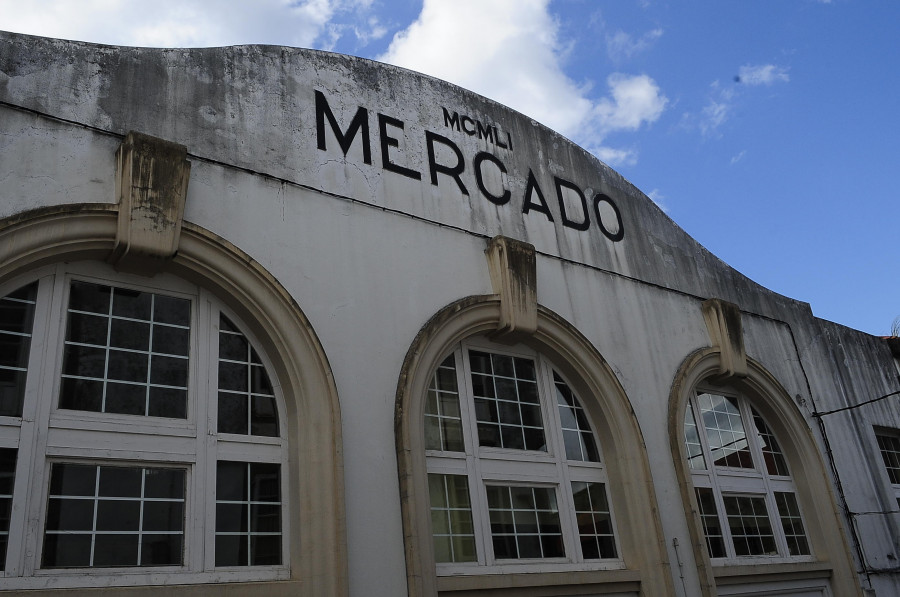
[685,386,813,565]
[427,337,624,576]
[0,261,290,590]
[874,428,900,508]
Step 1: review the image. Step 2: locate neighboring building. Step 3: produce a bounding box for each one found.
[0,30,898,596]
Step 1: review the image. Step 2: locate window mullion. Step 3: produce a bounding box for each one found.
[457,345,489,566]
[198,297,215,573]
[538,357,577,562]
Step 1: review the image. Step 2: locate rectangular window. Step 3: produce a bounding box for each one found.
[571,481,616,559]
[877,433,900,485]
[215,461,282,566]
[428,473,476,563]
[486,485,563,559]
[424,356,464,452]
[695,487,726,558]
[775,491,810,556]
[0,282,37,417]
[0,448,16,570]
[60,282,191,418]
[723,495,776,556]
[42,463,185,568]
[469,351,545,451]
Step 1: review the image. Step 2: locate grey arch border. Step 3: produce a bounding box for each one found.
[667,347,863,597]
[0,204,348,597]
[395,295,675,597]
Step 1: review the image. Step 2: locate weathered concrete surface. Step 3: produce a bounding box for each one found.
[1,30,808,322]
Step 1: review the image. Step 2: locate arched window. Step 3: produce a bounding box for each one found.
[0,262,288,588]
[396,297,674,597]
[683,387,810,561]
[670,348,863,597]
[425,339,619,570]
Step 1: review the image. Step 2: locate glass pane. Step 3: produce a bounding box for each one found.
[468,350,545,451]
[752,408,790,476]
[60,281,190,418]
[696,392,754,469]
[43,464,185,568]
[485,485,563,559]
[695,487,726,558]
[219,392,249,434]
[554,372,600,462]
[425,355,464,452]
[215,461,282,567]
[683,401,706,470]
[428,474,476,563]
[217,315,280,437]
[723,495,776,556]
[775,492,810,556]
[571,481,617,559]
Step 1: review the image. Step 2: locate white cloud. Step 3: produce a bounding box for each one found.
[606,28,663,63]
[646,188,669,213]
[588,146,638,168]
[379,0,667,163]
[730,150,746,165]
[737,64,790,86]
[0,0,371,48]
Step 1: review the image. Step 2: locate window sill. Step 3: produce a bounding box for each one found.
[436,569,641,595]
[0,579,300,596]
[713,560,832,586]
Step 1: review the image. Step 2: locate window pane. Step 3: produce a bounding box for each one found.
[60,281,190,418]
[486,485,563,559]
[1,283,38,417]
[215,461,282,566]
[425,355,465,452]
[723,495,776,556]
[683,401,706,470]
[0,449,17,570]
[42,464,185,568]
[752,409,790,476]
[217,315,280,437]
[775,492,810,556]
[468,350,545,451]
[554,372,600,462]
[695,487,726,558]
[428,474,476,563]
[697,393,754,469]
[572,481,617,559]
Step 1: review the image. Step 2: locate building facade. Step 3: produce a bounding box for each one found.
[0,31,898,596]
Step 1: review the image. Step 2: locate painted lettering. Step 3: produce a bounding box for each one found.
[378,113,421,181]
[473,152,510,205]
[426,131,469,195]
[594,193,624,242]
[555,177,590,231]
[522,170,554,222]
[315,90,371,164]
[442,107,461,131]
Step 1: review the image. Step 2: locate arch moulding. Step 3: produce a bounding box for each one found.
[667,347,862,597]
[395,295,675,597]
[0,204,348,597]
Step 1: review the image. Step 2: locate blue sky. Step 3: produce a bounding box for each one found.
[2,0,897,336]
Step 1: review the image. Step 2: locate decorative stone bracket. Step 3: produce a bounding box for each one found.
[109,131,191,276]
[702,298,748,381]
[485,235,537,343]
